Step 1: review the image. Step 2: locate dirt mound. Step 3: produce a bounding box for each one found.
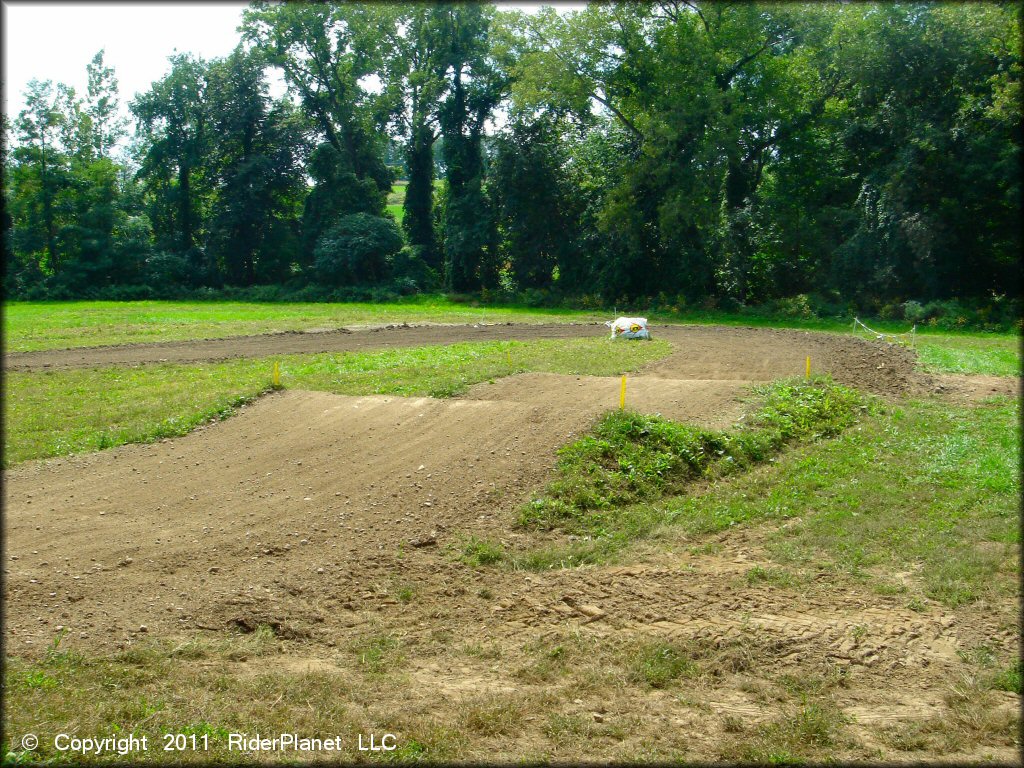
[647,325,929,397]
[6,384,1007,665]
[4,340,1016,761]
[4,322,930,398]
[3,379,749,653]
[465,373,750,429]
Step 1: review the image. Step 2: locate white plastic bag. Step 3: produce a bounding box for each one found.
[605,316,651,340]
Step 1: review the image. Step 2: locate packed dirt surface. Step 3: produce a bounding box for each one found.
[3,365,755,657]
[933,373,1020,402]
[3,326,1016,761]
[3,322,931,398]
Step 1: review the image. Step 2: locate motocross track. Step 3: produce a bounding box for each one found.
[4,324,1018,761]
[3,322,929,397]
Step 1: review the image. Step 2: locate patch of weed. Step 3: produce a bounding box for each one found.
[460,696,524,736]
[989,660,1022,694]
[725,701,851,763]
[628,643,698,689]
[354,633,404,675]
[459,537,506,567]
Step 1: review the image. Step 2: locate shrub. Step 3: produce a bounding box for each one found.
[313,213,403,287]
[902,300,926,322]
[776,294,817,319]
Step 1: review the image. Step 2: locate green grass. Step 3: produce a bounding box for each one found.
[2,299,606,352]
[386,183,406,225]
[458,536,507,567]
[915,333,1020,376]
[665,396,1020,607]
[725,701,852,764]
[628,643,698,688]
[386,203,405,225]
[511,376,1019,609]
[518,377,865,537]
[4,338,670,465]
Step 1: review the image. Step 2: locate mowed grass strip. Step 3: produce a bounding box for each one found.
[2,299,605,352]
[4,338,670,465]
[914,333,1020,376]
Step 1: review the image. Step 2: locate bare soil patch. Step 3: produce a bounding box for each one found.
[932,373,1020,402]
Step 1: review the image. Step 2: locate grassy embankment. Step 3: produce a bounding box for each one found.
[468,379,1020,615]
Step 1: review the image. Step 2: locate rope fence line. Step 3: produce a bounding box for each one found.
[852,317,917,348]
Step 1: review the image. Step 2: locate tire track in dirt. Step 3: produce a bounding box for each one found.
[3,374,754,652]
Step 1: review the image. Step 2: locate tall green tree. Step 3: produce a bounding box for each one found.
[241,2,394,193]
[11,79,69,274]
[84,49,127,159]
[435,3,506,291]
[131,53,213,273]
[379,5,450,268]
[205,49,308,285]
[491,114,580,289]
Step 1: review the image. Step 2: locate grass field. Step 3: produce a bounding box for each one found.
[387,179,407,225]
[508,390,1019,611]
[2,300,607,352]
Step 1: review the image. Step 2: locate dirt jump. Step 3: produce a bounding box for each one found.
[3,324,1016,760]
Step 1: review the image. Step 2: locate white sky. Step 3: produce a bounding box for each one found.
[2,1,586,125]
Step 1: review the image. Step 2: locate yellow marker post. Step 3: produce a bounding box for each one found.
[619,374,627,410]
[273,361,281,387]
[805,356,811,380]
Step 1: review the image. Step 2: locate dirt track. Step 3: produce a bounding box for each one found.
[4,322,930,398]
[3,323,935,655]
[3,325,1017,761]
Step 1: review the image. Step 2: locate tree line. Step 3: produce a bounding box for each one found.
[3,2,1020,324]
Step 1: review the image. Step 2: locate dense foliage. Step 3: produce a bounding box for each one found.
[3,3,1020,324]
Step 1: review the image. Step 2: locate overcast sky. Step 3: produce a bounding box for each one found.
[2,1,585,124]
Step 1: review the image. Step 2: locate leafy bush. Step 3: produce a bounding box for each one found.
[776,294,817,319]
[901,300,926,322]
[389,245,440,292]
[313,213,403,287]
[143,252,192,287]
